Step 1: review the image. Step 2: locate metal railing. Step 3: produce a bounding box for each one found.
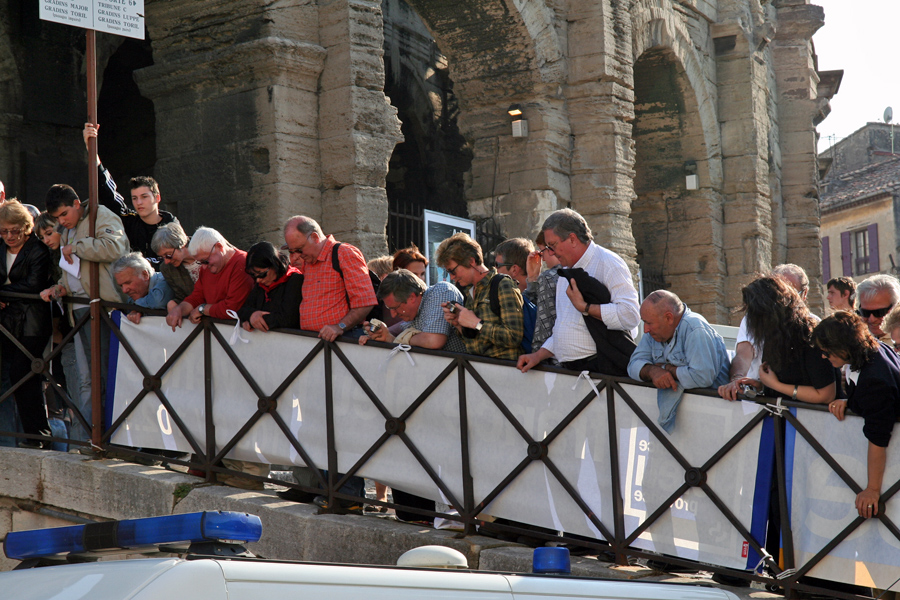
[0,291,896,599]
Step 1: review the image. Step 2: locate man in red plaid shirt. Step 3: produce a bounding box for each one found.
[280,215,375,512]
[283,215,377,341]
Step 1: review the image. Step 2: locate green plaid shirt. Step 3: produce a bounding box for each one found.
[461,268,524,361]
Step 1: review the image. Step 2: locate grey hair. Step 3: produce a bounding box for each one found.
[857,274,900,307]
[112,252,152,277]
[284,215,324,238]
[377,269,427,303]
[645,289,684,315]
[188,226,227,255]
[541,208,593,244]
[151,222,189,254]
[772,263,809,294]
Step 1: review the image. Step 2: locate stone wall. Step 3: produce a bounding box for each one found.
[0,0,835,321]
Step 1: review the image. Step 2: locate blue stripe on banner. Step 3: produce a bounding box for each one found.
[104,310,121,434]
[784,407,797,524]
[746,414,775,570]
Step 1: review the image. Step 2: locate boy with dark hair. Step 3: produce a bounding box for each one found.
[826,276,857,313]
[83,123,178,269]
[40,183,129,443]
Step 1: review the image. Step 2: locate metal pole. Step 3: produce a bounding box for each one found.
[86,29,102,449]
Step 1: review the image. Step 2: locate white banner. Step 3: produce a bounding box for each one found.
[789,409,900,589]
[109,316,774,571]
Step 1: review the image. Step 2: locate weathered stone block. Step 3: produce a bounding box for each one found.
[0,448,43,502]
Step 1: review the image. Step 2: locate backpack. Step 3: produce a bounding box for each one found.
[331,243,384,322]
[489,273,536,354]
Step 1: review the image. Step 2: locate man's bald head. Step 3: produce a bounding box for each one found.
[0,180,5,203]
[640,290,685,343]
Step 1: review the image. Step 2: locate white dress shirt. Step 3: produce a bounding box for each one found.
[542,242,640,363]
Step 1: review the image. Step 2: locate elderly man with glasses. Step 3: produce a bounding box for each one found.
[282,215,376,342]
[165,226,253,331]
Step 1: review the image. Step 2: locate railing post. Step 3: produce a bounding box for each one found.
[606,377,627,565]
[774,413,796,597]
[324,341,336,510]
[457,357,475,535]
[204,320,215,482]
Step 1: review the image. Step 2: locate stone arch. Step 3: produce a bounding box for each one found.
[391,0,571,245]
[629,6,727,321]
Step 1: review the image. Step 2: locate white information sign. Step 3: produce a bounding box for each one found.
[40,0,145,40]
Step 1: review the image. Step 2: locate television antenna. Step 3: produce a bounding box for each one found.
[885,107,894,154]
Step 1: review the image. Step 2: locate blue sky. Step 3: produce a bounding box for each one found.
[813,0,900,153]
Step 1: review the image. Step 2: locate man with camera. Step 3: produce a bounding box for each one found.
[360,268,465,352]
[436,232,524,361]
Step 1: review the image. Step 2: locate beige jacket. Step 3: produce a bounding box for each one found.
[59,203,129,318]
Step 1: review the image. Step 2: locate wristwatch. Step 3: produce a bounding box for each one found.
[198,304,206,315]
[338,322,347,331]
[581,304,590,317]
[474,320,483,332]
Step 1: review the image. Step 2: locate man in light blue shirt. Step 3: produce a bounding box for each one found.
[627,290,730,432]
[112,252,175,324]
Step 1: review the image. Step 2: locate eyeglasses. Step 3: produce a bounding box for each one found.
[281,235,310,256]
[495,262,514,269]
[161,251,176,261]
[383,300,404,311]
[537,247,550,256]
[446,263,462,276]
[248,269,269,280]
[857,305,894,319]
[0,228,22,237]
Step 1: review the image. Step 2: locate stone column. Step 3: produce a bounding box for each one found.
[713,18,776,321]
[565,0,638,269]
[136,0,327,247]
[318,0,402,259]
[772,0,826,310]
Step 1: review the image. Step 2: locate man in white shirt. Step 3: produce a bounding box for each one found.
[517,208,640,375]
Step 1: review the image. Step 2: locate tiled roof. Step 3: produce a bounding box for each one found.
[820,156,900,212]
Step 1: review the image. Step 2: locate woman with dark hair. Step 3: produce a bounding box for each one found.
[0,200,52,446]
[237,241,303,332]
[814,311,900,518]
[733,275,836,404]
[392,245,427,281]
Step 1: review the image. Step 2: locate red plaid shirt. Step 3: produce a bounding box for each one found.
[298,235,376,331]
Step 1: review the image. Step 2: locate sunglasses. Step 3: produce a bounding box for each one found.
[248,269,269,280]
[857,305,894,319]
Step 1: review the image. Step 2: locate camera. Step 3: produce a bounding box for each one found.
[448,301,461,314]
[368,318,385,333]
[740,383,758,399]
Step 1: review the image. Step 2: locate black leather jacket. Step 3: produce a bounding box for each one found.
[0,234,52,339]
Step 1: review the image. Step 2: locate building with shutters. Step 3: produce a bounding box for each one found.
[819,128,900,283]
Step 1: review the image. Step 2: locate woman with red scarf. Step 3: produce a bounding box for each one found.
[238,241,303,332]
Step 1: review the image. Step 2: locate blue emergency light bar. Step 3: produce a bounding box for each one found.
[3,511,262,560]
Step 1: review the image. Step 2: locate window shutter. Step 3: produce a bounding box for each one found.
[822,236,831,281]
[869,223,880,272]
[840,231,852,276]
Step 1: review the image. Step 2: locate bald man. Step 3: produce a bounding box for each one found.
[627,291,730,431]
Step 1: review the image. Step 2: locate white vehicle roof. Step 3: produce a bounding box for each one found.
[0,557,741,600]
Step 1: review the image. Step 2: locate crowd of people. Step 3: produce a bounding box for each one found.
[0,125,897,569]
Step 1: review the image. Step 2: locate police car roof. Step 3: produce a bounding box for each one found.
[0,557,740,600]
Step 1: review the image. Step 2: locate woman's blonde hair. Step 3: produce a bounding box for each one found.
[0,199,34,236]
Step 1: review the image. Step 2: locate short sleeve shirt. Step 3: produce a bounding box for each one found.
[408,281,466,353]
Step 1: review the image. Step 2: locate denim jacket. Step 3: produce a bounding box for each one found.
[627,306,731,432]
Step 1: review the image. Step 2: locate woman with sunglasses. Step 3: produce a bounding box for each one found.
[237,241,303,332]
[813,311,900,519]
[0,200,52,446]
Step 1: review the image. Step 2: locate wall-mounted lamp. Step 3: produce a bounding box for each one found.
[508,104,528,137]
[684,160,699,190]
